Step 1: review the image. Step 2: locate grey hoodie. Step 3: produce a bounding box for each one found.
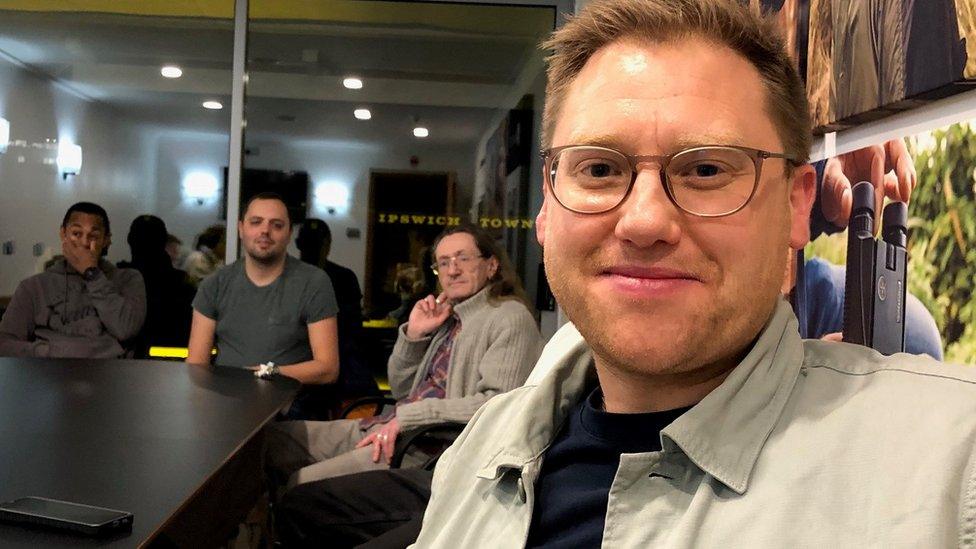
[0,258,146,358]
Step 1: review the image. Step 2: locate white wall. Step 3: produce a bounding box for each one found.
[149,128,230,250]
[0,58,154,296]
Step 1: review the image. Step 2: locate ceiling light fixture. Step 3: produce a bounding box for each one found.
[354,108,372,120]
[160,65,183,78]
[202,101,223,110]
[413,126,429,138]
[343,77,363,90]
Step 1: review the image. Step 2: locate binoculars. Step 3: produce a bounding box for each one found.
[842,181,908,355]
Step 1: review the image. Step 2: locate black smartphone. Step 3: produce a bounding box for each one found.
[0,496,133,536]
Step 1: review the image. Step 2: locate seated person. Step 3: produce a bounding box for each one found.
[0,202,146,358]
[295,218,377,413]
[413,3,976,546]
[165,233,189,270]
[274,139,934,549]
[793,139,942,358]
[186,192,339,389]
[117,215,196,359]
[184,224,225,286]
[265,225,544,488]
[388,264,429,326]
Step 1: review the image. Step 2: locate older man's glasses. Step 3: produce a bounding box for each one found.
[431,252,484,275]
[541,145,797,217]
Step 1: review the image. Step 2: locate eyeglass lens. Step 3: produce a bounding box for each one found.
[550,146,759,215]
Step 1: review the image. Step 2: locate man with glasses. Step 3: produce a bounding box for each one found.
[265,225,543,489]
[411,1,976,547]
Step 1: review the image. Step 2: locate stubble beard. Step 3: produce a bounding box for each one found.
[544,249,782,384]
[246,245,284,266]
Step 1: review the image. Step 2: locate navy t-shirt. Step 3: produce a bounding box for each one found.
[525,387,690,548]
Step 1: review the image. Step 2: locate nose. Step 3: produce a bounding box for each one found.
[613,167,682,248]
[444,258,462,276]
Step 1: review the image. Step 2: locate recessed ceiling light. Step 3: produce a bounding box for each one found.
[202,101,223,110]
[413,127,429,138]
[354,108,371,120]
[343,77,363,90]
[160,65,183,78]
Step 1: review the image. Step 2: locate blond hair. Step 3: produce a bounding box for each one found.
[541,0,811,164]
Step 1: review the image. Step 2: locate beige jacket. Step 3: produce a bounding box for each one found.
[414,300,976,548]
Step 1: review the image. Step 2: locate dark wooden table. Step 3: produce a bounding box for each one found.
[0,358,299,547]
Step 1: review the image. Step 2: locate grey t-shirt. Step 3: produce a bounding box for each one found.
[192,255,338,368]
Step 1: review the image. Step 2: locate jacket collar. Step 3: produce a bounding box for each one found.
[477,299,804,494]
[660,300,803,494]
[452,286,492,322]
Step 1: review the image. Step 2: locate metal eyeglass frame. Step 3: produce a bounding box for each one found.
[430,253,485,275]
[540,144,799,217]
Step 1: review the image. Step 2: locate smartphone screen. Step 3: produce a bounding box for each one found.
[1,497,129,527]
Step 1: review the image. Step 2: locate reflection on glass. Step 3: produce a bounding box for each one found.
[0,2,234,361]
[244,0,555,322]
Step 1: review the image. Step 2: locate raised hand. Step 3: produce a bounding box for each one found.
[62,236,100,275]
[821,139,917,228]
[405,292,452,339]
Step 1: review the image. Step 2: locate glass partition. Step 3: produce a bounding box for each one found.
[0,1,235,298]
[243,0,555,320]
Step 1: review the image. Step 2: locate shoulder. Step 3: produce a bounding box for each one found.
[12,272,49,295]
[446,384,536,455]
[802,339,976,404]
[485,298,538,329]
[110,265,143,283]
[200,262,241,291]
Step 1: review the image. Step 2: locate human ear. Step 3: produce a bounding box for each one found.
[788,164,816,250]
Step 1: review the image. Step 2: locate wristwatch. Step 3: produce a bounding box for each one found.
[82,267,100,281]
[255,362,279,379]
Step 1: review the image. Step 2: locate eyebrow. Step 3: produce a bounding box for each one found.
[67,223,101,231]
[436,248,476,259]
[562,132,749,154]
[247,216,286,223]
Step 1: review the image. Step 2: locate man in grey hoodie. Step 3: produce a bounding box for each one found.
[0,202,146,358]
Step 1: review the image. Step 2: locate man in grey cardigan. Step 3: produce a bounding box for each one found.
[0,202,146,358]
[266,225,543,488]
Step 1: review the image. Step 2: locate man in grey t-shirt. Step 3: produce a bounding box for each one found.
[187,193,339,386]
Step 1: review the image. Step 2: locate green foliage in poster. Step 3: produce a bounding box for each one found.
[908,124,976,364]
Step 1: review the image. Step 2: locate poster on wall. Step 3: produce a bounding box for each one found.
[757,0,975,132]
[476,96,535,278]
[805,121,976,364]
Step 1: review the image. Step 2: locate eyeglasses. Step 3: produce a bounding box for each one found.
[541,144,798,217]
[431,252,484,275]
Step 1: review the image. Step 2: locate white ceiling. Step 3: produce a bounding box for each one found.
[0,3,554,148]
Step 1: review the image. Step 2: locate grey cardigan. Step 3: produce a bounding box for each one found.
[388,287,543,431]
